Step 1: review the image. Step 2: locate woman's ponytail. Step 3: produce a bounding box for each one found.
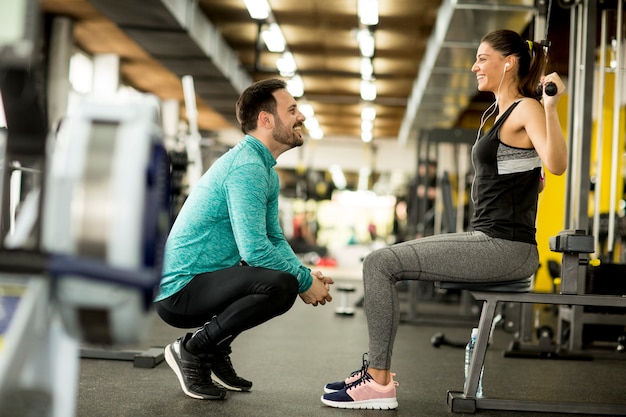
[521,40,548,99]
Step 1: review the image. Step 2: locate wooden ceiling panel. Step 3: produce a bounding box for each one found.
[374,58,417,80]
[314,102,361,117]
[288,27,356,53]
[271,0,358,18]
[41,0,101,19]
[304,76,360,98]
[203,21,256,47]
[376,79,411,101]
[74,19,149,59]
[121,61,182,96]
[42,0,230,132]
[40,0,568,144]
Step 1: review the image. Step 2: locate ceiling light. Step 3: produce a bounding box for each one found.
[298,102,315,118]
[358,0,379,26]
[303,115,324,140]
[361,105,376,121]
[329,165,347,189]
[261,23,286,53]
[360,79,376,101]
[308,127,324,140]
[361,130,373,143]
[286,75,304,97]
[357,29,375,57]
[276,52,297,76]
[360,57,373,80]
[244,0,270,20]
[304,117,319,130]
[361,119,373,132]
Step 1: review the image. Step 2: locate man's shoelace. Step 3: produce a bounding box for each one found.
[184,361,212,382]
[180,348,213,384]
[213,354,237,377]
[198,362,213,382]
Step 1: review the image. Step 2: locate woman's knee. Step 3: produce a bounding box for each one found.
[363,247,396,275]
[362,247,404,287]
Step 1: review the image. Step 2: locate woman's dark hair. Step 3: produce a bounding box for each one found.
[236,78,287,134]
[481,29,548,99]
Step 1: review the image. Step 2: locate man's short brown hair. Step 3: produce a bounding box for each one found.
[236,78,287,134]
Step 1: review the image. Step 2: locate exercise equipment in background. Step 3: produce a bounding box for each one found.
[335,284,356,316]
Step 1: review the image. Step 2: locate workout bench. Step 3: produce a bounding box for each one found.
[442,229,626,415]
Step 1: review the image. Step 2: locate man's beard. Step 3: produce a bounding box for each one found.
[273,117,303,148]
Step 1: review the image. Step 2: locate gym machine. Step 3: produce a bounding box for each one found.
[0,1,171,415]
[445,1,626,414]
[0,89,170,417]
[505,0,626,359]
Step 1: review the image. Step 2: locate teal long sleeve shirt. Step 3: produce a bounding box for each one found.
[155,135,313,302]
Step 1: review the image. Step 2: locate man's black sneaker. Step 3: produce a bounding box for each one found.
[164,333,227,400]
[211,347,253,391]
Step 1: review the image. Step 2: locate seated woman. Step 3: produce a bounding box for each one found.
[320,29,568,410]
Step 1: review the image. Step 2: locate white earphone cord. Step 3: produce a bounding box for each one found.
[475,62,508,141]
[471,62,508,203]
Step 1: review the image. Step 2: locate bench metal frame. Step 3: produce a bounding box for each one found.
[447,290,626,415]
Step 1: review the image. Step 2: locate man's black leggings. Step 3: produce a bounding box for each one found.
[155,265,299,348]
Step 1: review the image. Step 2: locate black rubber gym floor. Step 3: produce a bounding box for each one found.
[76,280,626,417]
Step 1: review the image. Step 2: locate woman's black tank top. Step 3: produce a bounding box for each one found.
[470,100,542,244]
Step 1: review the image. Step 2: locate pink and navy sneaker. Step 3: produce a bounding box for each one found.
[321,354,399,410]
[323,353,369,393]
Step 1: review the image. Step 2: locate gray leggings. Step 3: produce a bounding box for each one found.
[363,231,538,369]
